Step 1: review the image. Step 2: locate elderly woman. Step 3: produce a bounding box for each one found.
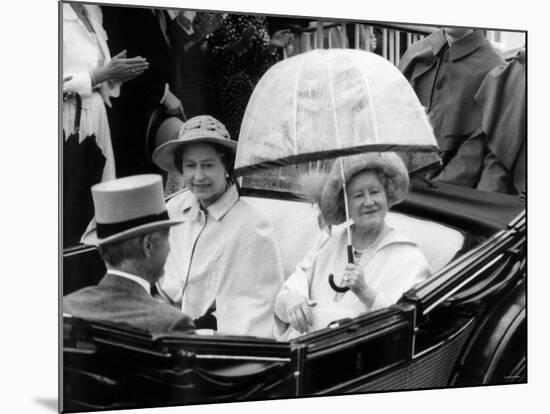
[274,152,430,340]
[152,115,284,338]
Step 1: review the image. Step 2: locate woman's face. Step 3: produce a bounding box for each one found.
[181,143,228,207]
[346,170,389,232]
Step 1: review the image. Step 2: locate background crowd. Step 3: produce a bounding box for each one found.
[62,3,526,248]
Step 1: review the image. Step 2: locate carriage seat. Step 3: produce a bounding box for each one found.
[243,197,465,277]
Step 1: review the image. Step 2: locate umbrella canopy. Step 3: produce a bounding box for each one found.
[235,48,439,177]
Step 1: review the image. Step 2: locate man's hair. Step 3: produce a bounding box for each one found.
[98,229,170,267]
[98,235,147,267]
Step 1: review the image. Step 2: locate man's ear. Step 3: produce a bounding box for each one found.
[141,233,154,258]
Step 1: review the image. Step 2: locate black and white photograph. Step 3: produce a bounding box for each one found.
[5,0,547,413]
[59,1,528,411]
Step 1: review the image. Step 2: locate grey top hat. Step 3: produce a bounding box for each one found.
[152,115,237,174]
[319,152,410,225]
[81,175,182,246]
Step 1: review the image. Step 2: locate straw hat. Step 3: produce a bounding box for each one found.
[318,152,409,225]
[152,115,237,174]
[81,175,182,246]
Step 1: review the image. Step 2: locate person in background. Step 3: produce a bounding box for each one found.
[63,3,148,246]
[208,14,294,139]
[63,174,194,334]
[169,11,225,119]
[398,28,510,193]
[274,153,430,340]
[152,115,284,338]
[102,6,186,178]
[474,48,526,195]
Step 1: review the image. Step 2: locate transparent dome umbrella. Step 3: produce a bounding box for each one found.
[234,49,440,292]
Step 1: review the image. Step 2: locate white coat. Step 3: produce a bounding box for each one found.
[274,222,430,340]
[158,185,285,338]
[62,3,117,180]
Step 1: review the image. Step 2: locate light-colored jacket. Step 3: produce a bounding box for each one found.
[158,185,285,338]
[62,4,119,105]
[62,4,117,181]
[274,222,430,340]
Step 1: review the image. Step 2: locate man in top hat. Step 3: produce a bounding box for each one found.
[63,174,194,334]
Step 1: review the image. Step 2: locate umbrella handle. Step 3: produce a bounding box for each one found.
[328,245,354,293]
[63,92,82,134]
[328,274,350,293]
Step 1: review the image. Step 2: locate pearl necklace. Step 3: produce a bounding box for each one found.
[353,225,389,254]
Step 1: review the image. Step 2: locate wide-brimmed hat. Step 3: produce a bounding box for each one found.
[81,175,182,246]
[145,107,186,164]
[318,152,409,225]
[152,115,237,174]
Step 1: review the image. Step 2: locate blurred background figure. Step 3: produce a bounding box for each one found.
[474,48,526,195]
[168,11,224,119]
[208,14,294,139]
[63,2,148,246]
[102,6,186,178]
[399,27,512,193]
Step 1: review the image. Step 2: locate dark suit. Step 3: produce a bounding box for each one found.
[63,273,194,333]
[102,6,175,177]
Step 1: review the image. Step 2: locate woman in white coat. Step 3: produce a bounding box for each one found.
[152,115,284,338]
[274,152,430,340]
[62,3,148,245]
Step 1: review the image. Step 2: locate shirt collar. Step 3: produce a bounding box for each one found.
[448,30,486,61]
[181,184,239,221]
[427,29,448,57]
[107,269,151,295]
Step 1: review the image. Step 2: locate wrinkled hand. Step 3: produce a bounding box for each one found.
[163,90,185,117]
[286,292,317,334]
[341,263,376,306]
[270,29,294,49]
[102,50,149,83]
[342,263,368,295]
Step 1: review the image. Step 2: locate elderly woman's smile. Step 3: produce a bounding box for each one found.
[347,170,389,230]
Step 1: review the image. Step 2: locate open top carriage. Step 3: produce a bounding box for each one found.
[62,178,525,412]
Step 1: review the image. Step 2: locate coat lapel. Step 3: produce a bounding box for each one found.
[400,30,447,82]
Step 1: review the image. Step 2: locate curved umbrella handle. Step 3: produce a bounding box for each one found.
[328,274,350,293]
[328,245,354,293]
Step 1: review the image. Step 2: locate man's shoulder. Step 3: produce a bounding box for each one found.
[146,301,195,332]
